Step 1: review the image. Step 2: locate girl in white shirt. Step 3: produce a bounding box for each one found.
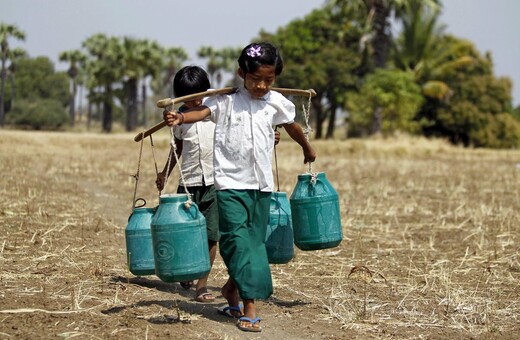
[163,42,316,333]
[156,66,218,303]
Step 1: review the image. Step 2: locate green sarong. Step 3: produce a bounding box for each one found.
[217,189,272,299]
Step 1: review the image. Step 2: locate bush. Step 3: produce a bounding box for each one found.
[7,99,69,130]
[347,69,424,137]
[481,114,520,149]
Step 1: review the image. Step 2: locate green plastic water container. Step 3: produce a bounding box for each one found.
[151,194,210,282]
[125,206,156,276]
[266,192,294,264]
[290,172,343,250]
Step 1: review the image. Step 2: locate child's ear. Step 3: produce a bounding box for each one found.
[237,68,245,79]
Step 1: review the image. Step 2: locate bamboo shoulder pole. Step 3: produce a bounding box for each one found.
[134,87,317,142]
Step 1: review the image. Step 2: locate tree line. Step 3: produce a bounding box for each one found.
[1,0,519,148]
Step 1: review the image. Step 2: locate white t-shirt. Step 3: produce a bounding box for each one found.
[204,87,295,192]
[173,118,215,186]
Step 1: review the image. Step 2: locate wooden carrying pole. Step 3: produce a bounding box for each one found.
[134,87,317,142]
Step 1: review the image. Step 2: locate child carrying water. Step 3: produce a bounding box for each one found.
[163,42,316,332]
[156,65,218,302]
[157,65,281,302]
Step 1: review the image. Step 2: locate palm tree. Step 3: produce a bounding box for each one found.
[197,46,240,88]
[83,33,122,133]
[154,47,188,97]
[0,23,25,127]
[120,37,144,131]
[218,47,243,87]
[59,49,86,127]
[139,39,163,127]
[120,38,165,131]
[326,0,440,133]
[6,47,27,110]
[392,0,473,100]
[197,46,219,86]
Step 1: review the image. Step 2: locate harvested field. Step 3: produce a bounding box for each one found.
[1,130,519,339]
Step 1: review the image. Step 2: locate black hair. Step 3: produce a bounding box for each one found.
[237,42,284,76]
[173,66,211,97]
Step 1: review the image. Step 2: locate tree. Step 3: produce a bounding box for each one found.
[327,0,440,133]
[119,37,164,131]
[7,56,69,129]
[391,0,473,101]
[83,34,122,133]
[4,47,27,111]
[418,35,518,147]
[14,56,69,104]
[0,23,25,127]
[139,39,163,127]
[120,37,146,131]
[260,8,363,139]
[347,68,424,136]
[59,49,86,127]
[152,47,188,98]
[197,46,241,88]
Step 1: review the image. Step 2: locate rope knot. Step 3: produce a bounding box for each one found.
[310,172,318,185]
[184,194,193,209]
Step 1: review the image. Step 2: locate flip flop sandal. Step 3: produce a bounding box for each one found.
[196,288,215,302]
[217,304,243,318]
[237,316,262,332]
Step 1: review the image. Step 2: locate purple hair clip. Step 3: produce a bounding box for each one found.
[246,45,262,58]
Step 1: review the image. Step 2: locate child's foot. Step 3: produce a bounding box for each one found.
[240,299,259,330]
[237,316,262,332]
[195,287,215,302]
[221,279,241,313]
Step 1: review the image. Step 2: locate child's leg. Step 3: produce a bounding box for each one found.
[195,240,217,301]
[238,298,261,331]
[221,277,241,310]
[184,185,219,300]
[242,299,256,319]
[197,240,217,291]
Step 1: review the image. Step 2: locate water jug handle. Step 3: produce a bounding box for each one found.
[306,173,318,196]
[183,199,201,219]
[134,198,146,208]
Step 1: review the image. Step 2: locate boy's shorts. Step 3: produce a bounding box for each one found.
[177,184,219,242]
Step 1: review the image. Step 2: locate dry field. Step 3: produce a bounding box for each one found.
[1,129,519,339]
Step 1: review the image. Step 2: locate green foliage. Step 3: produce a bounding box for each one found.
[8,98,68,130]
[11,56,68,105]
[197,46,241,87]
[347,68,424,136]
[2,56,69,130]
[259,8,365,138]
[513,105,520,120]
[1,23,27,125]
[418,35,518,148]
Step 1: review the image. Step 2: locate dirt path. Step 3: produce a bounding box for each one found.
[1,131,519,339]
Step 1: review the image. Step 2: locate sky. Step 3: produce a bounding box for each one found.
[1,0,519,106]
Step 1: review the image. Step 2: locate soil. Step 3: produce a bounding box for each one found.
[1,130,519,339]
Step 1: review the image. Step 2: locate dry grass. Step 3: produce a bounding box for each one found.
[1,129,519,339]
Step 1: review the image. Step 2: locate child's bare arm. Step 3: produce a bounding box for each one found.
[163,106,211,126]
[282,122,316,164]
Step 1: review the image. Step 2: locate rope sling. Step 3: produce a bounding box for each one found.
[161,125,193,208]
[131,125,193,212]
[273,91,315,190]
[301,92,318,185]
